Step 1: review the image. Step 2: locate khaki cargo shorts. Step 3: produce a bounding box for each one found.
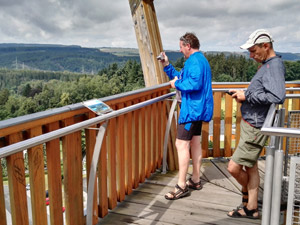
[231,119,268,168]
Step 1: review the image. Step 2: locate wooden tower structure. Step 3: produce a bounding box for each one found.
[129,0,168,87]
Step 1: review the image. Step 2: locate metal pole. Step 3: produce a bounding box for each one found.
[286,156,298,225]
[261,105,278,225]
[270,149,284,225]
[261,145,275,225]
[86,121,108,225]
[162,98,177,174]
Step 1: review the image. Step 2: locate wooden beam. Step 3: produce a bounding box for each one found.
[129,0,142,16]
[129,0,168,87]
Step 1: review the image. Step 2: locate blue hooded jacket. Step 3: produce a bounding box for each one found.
[164,51,213,124]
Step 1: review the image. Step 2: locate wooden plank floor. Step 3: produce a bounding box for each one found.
[98,157,265,225]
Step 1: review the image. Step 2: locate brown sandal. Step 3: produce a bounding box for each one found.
[164,184,189,200]
[187,177,202,190]
[227,206,259,220]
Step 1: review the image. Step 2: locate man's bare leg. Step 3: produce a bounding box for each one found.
[227,160,248,216]
[227,159,248,188]
[190,135,201,183]
[227,161,259,217]
[165,138,190,198]
[245,163,259,212]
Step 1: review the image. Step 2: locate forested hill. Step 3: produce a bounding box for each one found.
[0,44,181,73]
[0,44,138,73]
[0,43,299,74]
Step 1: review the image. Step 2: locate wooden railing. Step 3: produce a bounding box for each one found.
[1,82,300,225]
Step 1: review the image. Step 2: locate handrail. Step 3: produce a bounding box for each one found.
[210,88,300,93]
[0,92,175,158]
[211,81,300,85]
[286,94,300,99]
[261,127,300,137]
[261,95,300,137]
[261,103,277,128]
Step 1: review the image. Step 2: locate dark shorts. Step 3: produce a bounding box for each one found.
[231,119,268,168]
[177,121,203,140]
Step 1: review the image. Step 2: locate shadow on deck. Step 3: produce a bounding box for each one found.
[97,157,265,225]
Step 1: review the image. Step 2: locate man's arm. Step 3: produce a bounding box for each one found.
[159,52,180,80]
[174,58,203,92]
[246,63,286,105]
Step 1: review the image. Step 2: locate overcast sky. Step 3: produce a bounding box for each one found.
[0,0,299,53]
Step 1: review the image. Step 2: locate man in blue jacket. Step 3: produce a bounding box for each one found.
[227,29,286,219]
[159,32,213,200]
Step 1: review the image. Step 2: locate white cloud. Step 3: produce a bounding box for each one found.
[155,0,300,52]
[0,0,299,52]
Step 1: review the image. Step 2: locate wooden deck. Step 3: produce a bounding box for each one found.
[98,157,265,225]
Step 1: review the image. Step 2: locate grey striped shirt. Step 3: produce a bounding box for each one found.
[241,55,286,128]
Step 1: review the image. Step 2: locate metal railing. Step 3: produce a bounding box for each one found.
[286,156,300,225]
[261,94,300,225]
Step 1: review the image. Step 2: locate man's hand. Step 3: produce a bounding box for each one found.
[170,76,178,88]
[229,89,246,103]
[158,52,170,67]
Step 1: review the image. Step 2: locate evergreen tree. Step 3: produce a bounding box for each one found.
[0,89,9,105]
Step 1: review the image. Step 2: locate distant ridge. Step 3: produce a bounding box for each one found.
[0,44,140,73]
[101,47,300,61]
[0,43,81,48]
[0,44,299,73]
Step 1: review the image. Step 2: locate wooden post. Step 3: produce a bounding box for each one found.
[6,133,29,225]
[213,92,222,157]
[0,140,7,225]
[45,122,64,225]
[61,117,84,225]
[129,0,168,87]
[27,126,48,225]
[224,94,233,157]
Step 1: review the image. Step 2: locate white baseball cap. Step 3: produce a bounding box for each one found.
[240,29,274,49]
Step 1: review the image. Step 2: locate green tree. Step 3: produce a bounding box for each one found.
[4,95,23,118]
[216,74,234,82]
[59,92,71,106]
[17,98,38,116]
[20,83,32,97]
[0,89,9,105]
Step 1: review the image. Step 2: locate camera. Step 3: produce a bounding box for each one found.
[156,53,164,61]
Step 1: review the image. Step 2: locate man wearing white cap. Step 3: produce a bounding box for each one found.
[227,29,286,219]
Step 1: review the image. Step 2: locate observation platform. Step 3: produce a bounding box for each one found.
[98,158,264,225]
